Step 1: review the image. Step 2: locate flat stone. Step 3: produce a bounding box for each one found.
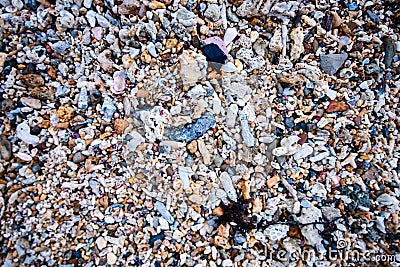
[0,135,12,160]
[96,236,107,250]
[320,53,348,75]
[21,97,42,109]
[107,252,117,265]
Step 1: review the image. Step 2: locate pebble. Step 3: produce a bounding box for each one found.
[221,62,236,73]
[20,97,41,109]
[107,252,117,265]
[320,53,348,75]
[0,135,12,160]
[96,236,107,250]
[170,113,215,142]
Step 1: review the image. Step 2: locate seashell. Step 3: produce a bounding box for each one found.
[221,62,236,73]
[224,27,238,45]
[16,122,40,145]
[154,201,174,224]
[110,76,126,94]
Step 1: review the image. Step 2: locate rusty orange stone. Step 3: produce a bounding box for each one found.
[266,175,279,188]
[326,100,349,113]
[213,207,224,216]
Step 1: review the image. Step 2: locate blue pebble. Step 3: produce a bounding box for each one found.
[300,200,311,208]
[347,2,358,11]
[363,162,371,169]
[169,113,215,142]
[149,233,165,246]
[370,125,378,135]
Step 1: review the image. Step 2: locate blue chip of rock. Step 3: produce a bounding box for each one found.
[149,233,165,246]
[300,199,311,208]
[347,2,358,10]
[169,113,216,142]
[200,43,227,64]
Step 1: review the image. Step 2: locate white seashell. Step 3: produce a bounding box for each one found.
[16,122,39,145]
[224,28,238,45]
[154,201,174,224]
[221,62,236,73]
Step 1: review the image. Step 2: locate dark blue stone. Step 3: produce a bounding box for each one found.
[200,43,227,64]
[284,117,295,129]
[149,233,165,246]
[383,127,389,139]
[169,113,215,142]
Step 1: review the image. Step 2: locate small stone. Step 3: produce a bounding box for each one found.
[16,152,32,162]
[72,152,85,164]
[165,39,178,49]
[267,175,279,188]
[178,166,193,190]
[126,131,145,151]
[50,41,70,55]
[169,113,215,143]
[16,122,39,145]
[91,27,103,40]
[0,135,12,160]
[221,62,236,73]
[101,95,116,120]
[148,1,165,9]
[107,252,117,265]
[326,101,349,113]
[77,87,89,110]
[154,201,174,224]
[187,140,198,153]
[114,119,128,135]
[97,51,114,73]
[320,53,348,75]
[238,110,254,147]
[205,4,221,22]
[331,12,342,28]
[20,74,44,87]
[201,43,228,64]
[20,97,41,109]
[96,236,107,250]
[57,106,75,122]
[0,53,7,72]
[383,36,395,68]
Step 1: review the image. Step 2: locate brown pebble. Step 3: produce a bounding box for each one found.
[213,207,224,216]
[326,101,349,113]
[187,140,198,154]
